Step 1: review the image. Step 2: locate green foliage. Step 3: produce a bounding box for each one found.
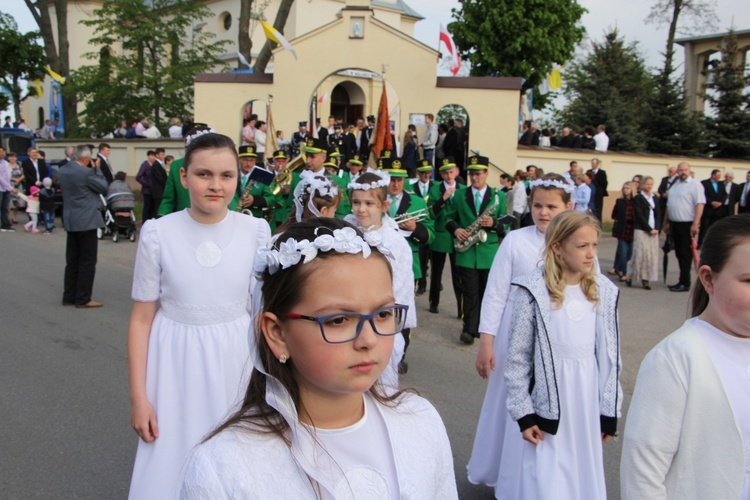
[69,0,229,136]
[449,0,586,105]
[437,104,468,125]
[704,31,750,159]
[644,70,707,156]
[560,29,653,152]
[0,13,47,118]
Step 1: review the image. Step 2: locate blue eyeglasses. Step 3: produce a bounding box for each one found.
[283,304,409,344]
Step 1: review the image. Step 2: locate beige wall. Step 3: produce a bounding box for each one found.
[517,147,750,221]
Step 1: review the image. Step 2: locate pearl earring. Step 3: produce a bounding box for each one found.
[279,354,287,364]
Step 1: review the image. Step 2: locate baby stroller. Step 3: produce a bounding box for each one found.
[99,191,137,242]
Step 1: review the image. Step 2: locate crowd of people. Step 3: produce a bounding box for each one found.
[2,116,747,499]
[519,121,610,153]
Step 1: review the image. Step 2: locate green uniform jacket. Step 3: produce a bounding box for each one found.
[236,178,278,220]
[427,182,467,254]
[158,158,239,216]
[271,171,301,230]
[331,173,351,219]
[392,193,434,280]
[445,187,507,270]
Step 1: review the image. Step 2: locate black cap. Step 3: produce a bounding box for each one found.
[333,124,342,131]
[315,117,321,124]
[239,145,257,158]
[467,155,490,170]
[367,115,375,123]
[298,121,307,128]
[302,137,328,154]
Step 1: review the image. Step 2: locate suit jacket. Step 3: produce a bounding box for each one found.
[442,128,458,160]
[724,182,740,215]
[445,187,507,269]
[96,154,115,184]
[427,182,467,253]
[58,161,108,232]
[21,158,49,194]
[594,169,609,198]
[151,160,168,200]
[316,127,328,143]
[701,179,727,218]
[739,182,750,214]
[342,132,357,161]
[413,180,434,200]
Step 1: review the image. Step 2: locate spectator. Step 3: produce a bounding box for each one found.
[254,120,267,164]
[573,174,592,213]
[3,116,11,128]
[17,186,41,233]
[454,118,467,174]
[558,127,573,148]
[570,127,583,148]
[164,155,174,173]
[594,124,609,152]
[151,148,168,214]
[590,158,609,222]
[581,127,596,149]
[511,169,528,228]
[240,114,257,147]
[9,153,23,223]
[610,182,636,281]
[136,151,155,221]
[402,130,418,177]
[420,113,438,165]
[549,128,558,147]
[739,171,750,214]
[96,143,115,185]
[658,165,678,219]
[125,119,139,139]
[518,120,539,146]
[664,162,705,292]
[276,130,291,157]
[632,174,643,191]
[0,146,15,232]
[539,128,551,147]
[699,169,726,246]
[107,171,135,205]
[585,170,597,214]
[723,171,739,215]
[625,176,661,289]
[435,123,448,167]
[39,177,56,233]
[21,147,48,194]
[59,145,108,307]
[17,118,28,131]
[142,119,162,139]
[181,116,194,138]
[168,118,183,139]
[134,117,147,137]
[562,160,580,186]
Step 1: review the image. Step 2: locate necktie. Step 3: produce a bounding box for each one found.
[475,190,482,211]
[242,175,248,190]
[389,195,398,217]
[712,182,718,193]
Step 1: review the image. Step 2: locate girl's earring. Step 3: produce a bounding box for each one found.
[279,354,288,364]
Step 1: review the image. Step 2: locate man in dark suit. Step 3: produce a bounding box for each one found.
[723,171,740,215]
[738,171,750,214]
[58,145,108,308]
[315,118,328,143]
[442,119,458,175]
[699,169,727,246]
[21,147,48,194]
[151,148,168,214]
[589,158,608,221]
[658,165,679,219]
[95,143,115,184]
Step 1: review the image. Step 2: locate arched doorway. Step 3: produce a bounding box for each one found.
[330,81,365,126]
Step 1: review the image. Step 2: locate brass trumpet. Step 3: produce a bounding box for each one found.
[393,207,430,225]
[271,152,306,196]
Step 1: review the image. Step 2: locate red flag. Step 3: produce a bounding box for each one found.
[439,24,461,76]
[371,84,393,159]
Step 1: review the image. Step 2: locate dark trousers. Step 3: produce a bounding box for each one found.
[0,191,10,228]
[456,266,490,336]
[142,194,155,221]
[429,251,461,310]
[595,196,605,222]
[63,229,99,305]
[670,221,693,287]
[417,246,430,288]
[698,207,727,246]
[401,328,411,358]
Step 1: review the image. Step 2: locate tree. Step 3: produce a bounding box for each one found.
[69,0,229,136]
[0,14,46,120]
[449,0,586,99]
[704,31,750,159]
[560,29,653,152]
[437,104,468,125]
[238,0,255,69]
[24,0,75,135]
[253,0,295,74]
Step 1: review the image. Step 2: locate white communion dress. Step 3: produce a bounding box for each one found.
[128,210,271,500]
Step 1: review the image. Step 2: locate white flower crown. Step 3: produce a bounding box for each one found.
[253,226,389,277]
[529,178,576,194]
[184,128,216,146]
[293,170,340,221]
[348,170,390,191]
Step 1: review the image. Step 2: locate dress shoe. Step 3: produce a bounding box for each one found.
[669,284,690,292]
[428,303,439,314]
[642,280,651,290]
[415,286,426,296]
[76,300,103,308]
[460,332,475,345]
[624,278,632,287]
[398,361,408,375]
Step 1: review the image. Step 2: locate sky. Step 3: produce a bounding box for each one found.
[1,0,747,117]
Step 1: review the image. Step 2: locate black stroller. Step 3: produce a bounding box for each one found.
[98,190,137,242]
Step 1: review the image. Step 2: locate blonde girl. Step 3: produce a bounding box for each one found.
[181,218,457,498]
[127,133,271,499]
[346,171,415,384]
[468,173,573,492]
[503,211,621,499]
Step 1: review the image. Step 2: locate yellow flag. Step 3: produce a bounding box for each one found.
[549,69,562,90]
[33,79,43,97]
[45,66,66,85]
[260,19,297,60]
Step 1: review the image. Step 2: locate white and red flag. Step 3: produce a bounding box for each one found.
[439,24,461,76]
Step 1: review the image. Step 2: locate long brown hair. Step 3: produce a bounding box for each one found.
[691,214,750,316]
[208,218,405,442]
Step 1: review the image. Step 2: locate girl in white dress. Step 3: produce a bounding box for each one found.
[504,211,621,500]
[622,214,750,500]
[345,171,415,388]
[180,218,457,499]
[128,133,272,499]
[468,174,573,495]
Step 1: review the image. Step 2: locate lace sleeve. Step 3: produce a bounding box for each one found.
[131,221,161,302]
[180,441,230,499]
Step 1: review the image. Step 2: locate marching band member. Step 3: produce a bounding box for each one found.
[445,155,508,345]
[413,159,435,295]
[236,145,277,219]
[268,150,300,231]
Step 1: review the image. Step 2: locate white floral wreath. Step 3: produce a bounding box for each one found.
[348,169,390,191]
[253,227,389,277]
[529,178,576,194]
[184,128,216,146]
[293,170,340,222]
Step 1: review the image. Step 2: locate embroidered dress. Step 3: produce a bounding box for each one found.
[506,284,605,499]
[468,226,545,490]
[128,210,271,500]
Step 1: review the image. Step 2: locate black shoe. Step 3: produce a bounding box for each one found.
[416,286,426,296]
[460,332,475,345]
[669,284,690,292]
[429,303,439,314]
[398,361,408,374]
[62,300,75,306]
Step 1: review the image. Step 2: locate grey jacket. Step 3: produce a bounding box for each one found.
[504,267,622,436]
[58,161,108,232]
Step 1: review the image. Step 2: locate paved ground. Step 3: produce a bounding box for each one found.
[0,218,693,499]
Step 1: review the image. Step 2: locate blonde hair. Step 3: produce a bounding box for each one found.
[622,181,637,199]
[543,211,601,308]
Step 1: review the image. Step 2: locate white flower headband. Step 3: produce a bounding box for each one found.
[253,226,389,278]
[529,178,576,194]
[293,170,340,222]
[348,169,390,191]
[184,128,216,146]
